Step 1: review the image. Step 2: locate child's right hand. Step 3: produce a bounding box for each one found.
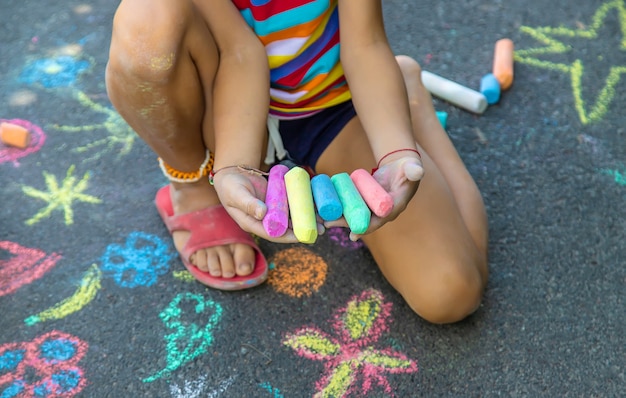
[211,166,303,243]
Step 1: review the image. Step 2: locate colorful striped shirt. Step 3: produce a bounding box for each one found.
[232,0,351,118]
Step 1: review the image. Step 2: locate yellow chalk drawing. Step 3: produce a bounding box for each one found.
[53,89,136,161]
[515,0,626,124]
[24,264,102,325]
[172,270,197,282]
[22,164,102,225]
[150,53,175,72]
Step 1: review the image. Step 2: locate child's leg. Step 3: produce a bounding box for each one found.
[105,0,256,278]
[316,57,488,324]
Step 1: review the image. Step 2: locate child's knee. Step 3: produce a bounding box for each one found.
[404,262,485,324]
[108,0,191,83]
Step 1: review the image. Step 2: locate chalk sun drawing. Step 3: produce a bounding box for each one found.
[25,264,102,326]
[0,119,46,165]
[22,165,101,226]
[101,231,175,288]
[0,241,61,297]
[515,0,626,124]
[268,247,328,298]
[19,55,90,88]
[53,90,137,161]
[0,331,88,397]
[283,289,418,397]
[144,292,223,382]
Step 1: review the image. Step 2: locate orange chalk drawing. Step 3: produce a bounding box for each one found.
[268,247,328,298]
[0,241,61,297]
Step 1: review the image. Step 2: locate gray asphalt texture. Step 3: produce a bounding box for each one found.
[1,0,624,397]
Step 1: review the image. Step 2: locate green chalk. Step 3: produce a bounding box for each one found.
[330,172,371,234]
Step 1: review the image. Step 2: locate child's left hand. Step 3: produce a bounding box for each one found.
[326,155,424,241]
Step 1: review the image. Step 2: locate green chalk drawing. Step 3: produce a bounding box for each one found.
[600,168,626,185]
[515,0,626,124]
[53,90,136,161]
[143,292,223,382]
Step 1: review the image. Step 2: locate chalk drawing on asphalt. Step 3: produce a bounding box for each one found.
[19,55,90,89]
[0,119,46,165]
[52,90,137,162]
[144,293,223,383]
[0,331,88,397]
[25,264,102,326]
[515,0,626,124]
[283,289,418,397]
[100,231,175,288]
[268,247,328,298]
[0,241,61,297]
[22,165,101,226]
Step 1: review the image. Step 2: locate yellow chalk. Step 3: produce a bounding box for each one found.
[284,167,318,244]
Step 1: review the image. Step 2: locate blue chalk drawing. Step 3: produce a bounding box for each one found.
[40,339,77,363]
[259,382,285,398]
[19,56,90,88]
[1,381,25,398]
[101,231,175,288]
[144,293,223,382]
[33,369,81,396]
[0,350,25,373]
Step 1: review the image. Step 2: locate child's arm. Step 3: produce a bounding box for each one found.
[337,0,418,163]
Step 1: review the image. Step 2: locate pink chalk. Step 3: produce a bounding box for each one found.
[350,168,394,218]
[263,164,290,237]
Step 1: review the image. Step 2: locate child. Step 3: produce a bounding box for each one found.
[105,0,488,324]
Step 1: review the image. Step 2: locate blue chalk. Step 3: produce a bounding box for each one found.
[480,73,501,105]
[311,174,343,221]
[436,111,448,129]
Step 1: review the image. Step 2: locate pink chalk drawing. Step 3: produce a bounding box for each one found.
[0,330,88,397]
[283,289,418,397]
[327,227,365,250]
[0,119,46,165]
[0,241,61,297]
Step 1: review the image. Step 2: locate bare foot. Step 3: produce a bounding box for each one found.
[168,180,256,278]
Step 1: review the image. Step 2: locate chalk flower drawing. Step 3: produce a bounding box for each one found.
[101,231,174,288]
[0,331,88,397]
[22,165,102,226]
[19,55,90,88]
[515,0,626,124]
[53,90,137,161]
[283,289,418,397]
[144,293,223,382]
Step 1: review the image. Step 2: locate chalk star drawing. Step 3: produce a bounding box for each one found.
[144,292,223,382]
[515,0,626,124]
[22,165,101,226]
[53,90,136,161]
[283,289,418,397]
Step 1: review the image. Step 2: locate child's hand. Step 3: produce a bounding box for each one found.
[211,166,301,243]
[326,155,424,241]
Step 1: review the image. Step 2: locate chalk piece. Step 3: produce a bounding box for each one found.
[263,164,290,237]
[311,174,343,221]
[331,173,371,235]
[350,169,394,218]
[493,38,515,90]
[0,122,31,148]
[284,167,318,244]
[480,73,501,105]
[436,111,448,129]
[421,70,488,114]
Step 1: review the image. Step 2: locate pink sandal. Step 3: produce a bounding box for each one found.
[154,185,268,290]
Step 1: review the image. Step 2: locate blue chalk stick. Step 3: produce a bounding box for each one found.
[311,174,343,221]
[436,111,448,129]
[480,73,501,105]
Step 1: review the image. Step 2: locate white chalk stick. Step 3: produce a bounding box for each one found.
[421,70,488,114]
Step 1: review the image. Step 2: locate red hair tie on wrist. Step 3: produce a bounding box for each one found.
[371,148,421,175]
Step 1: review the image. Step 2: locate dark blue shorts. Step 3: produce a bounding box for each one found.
[277,100,356,171]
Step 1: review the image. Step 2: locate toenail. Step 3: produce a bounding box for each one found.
[238,263,252,274]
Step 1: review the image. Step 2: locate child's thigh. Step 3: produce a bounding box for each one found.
[317,118,486,324]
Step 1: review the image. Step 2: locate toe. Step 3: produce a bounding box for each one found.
[233,243,255,276]
[218,246,236,278]
[206,250,222,277]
